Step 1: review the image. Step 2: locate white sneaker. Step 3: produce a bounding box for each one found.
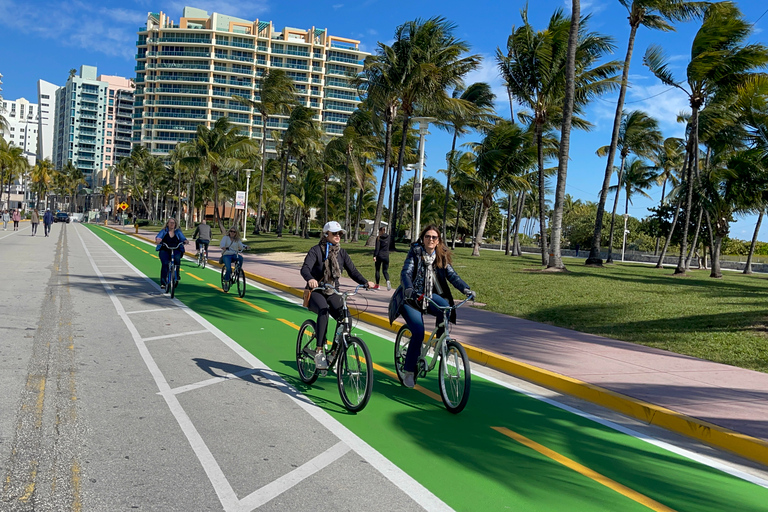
[386,280,391,291]
[314,350,328,370]
[403,371,415,388]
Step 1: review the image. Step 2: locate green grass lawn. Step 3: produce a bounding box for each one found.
[142,227,768,373]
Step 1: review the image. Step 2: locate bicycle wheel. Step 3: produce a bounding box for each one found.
[201,251,206,269]
[170,273,177,299]
[296,319,319,384]
[438,340,471,414]
[220,266,229,293]
[337,337,373,412]
[394,325,411,385]
[236,267,246,298]
[164,263,173,294]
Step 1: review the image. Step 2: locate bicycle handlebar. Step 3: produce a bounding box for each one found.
[161,242,186,251]
[311,283,370,298]
[417,293,474,311]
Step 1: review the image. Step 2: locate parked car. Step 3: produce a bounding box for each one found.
[54,212,71,223]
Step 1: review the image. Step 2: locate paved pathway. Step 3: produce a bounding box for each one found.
[116,223,768,465]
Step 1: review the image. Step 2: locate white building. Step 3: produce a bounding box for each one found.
[37,79,60,162]
[0,97,39,210]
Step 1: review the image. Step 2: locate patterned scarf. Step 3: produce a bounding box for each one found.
[322,240,342,294]
[422,250,437,311]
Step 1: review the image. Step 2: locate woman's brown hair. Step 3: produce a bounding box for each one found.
[419,224,452,268]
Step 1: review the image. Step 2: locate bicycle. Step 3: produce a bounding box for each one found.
[196,241,209,268]
[394,294,474,414]
[220,247,247,297]
[296,284,374,412]
[162,241,186,299]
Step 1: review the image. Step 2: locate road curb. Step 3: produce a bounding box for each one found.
[111,225,768,467]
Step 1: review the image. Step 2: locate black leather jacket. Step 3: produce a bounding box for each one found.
[300,240,367,290]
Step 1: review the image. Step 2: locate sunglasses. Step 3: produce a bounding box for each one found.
[329,231,342,236]
[229,230,236,233]
[423,235,439,241]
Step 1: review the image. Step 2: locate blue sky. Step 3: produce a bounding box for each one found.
[1,0,767,240]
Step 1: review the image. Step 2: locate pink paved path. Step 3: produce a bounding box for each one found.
[119,224,768,443]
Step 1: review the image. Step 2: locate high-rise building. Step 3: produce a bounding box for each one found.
[37,79,60,162]
[51,66,134,188]
[0,96,39,210]
[133,7,368,156]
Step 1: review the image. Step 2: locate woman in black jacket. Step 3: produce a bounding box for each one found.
[389,224,474,388]
[300,221,374,370]
[373,226,391,290]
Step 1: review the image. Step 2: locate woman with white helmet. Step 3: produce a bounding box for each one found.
[300,221,374,369]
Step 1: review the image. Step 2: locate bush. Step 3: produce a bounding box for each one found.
[136,219,150,227]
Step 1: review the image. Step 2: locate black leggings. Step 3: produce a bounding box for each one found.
[375,257,390,284]
[308,290,349,347]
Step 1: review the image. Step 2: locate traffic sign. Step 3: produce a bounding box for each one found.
[119,202,129,210]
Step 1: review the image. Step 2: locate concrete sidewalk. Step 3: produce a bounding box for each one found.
[113,223,768,467]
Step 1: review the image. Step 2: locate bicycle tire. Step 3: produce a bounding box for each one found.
[236,268,246,297]
[296,319,319,384]
[202,251,206,269]
[337,337,373,412]
[393,325,411,385]
[438,340,471,414]
[165,263,173,294]
[220,266,229,293]
[170,275,177,299]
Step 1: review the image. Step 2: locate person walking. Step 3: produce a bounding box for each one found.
[373,226,391,290]
[43,208,54,237]
[30,209,39,236]
[12,209,21,231]
[2,210,9,231]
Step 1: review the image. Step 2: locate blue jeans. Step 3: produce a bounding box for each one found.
[159,250,182,284]
[222,253,243,281]
[401,294,449,372]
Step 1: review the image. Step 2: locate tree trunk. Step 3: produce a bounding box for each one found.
[653,178,667,255]
[710,234,723,278]
[685,206,704,270]
[546,0,579,270]
[353,187,363,243]
[277,149,290,237]
[255,113,268,233]
[344,153,351,242]
[536,123,548,265]
[656,199,682,268]
[442,131,459,241]
[472,198,491,257]
[586,22,638,266]
[511,190,526,256]
[675,106,699,274]
[366,113,394,247]
[605,155,626,264]
[505,194,513,256]
[388,114,411,251]
[744,210,763,274]
[451,198,462,250]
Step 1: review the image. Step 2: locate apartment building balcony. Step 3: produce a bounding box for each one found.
[324,91,359,101]
[153,62,211,70]
[156,36,212,44]
[271,48,310,57]
[156,75,210,83]
[215,40,255,50]
[80,113,98,120]
[155,50,212,58]
[150,111,208,119]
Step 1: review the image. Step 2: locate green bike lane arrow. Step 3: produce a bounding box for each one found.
[87,225,768,511]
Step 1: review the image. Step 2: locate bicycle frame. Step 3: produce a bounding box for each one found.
[312,283,366,364]
[416,295,473,374]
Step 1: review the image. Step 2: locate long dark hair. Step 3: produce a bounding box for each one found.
[419,224,451,268]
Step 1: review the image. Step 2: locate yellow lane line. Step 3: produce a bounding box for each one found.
[277,318,300,329]
[491,426,677,512]
[71,460,82,512]
[207,283,223,292]
[235,297,268,313]
[181,269,204,281]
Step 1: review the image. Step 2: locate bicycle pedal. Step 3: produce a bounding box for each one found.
[320,370,328,377]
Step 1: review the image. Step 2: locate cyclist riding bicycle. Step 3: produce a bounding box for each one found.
[155,217,188,286]
[300,221,374,370]
[388,224,474,388]
[220,226,247,282]
[192,218,212,258]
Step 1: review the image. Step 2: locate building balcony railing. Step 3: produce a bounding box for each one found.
[271,48,310,57]
[149,112,208,119]
[216,40,255,50]
[327,54,362,65]
[156,76,210,82]
[153,62,210,70]
[156,36,212,44]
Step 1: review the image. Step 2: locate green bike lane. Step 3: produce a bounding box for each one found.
[87,225,768,512]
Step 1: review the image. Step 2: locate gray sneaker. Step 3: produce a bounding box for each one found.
[314,350,328,370]
[403,371,415,388]
[386,280,391,291]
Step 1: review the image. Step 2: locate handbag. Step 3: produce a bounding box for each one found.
[302,288,312,308]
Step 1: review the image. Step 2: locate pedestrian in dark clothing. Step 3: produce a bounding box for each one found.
[43,208,54,237]
[373,226,391,290]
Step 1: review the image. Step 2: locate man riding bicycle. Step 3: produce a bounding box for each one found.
[192,218,212,258]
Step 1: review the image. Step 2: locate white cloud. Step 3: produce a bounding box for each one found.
[463,55,512,116]
[624,82,689,136]
[332,3,344,10]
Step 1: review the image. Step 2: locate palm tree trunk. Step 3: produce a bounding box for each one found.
[656,199,682,268]
[472,198,491,257]
[744,210,763,274]
[451,198,462,250]
[511,190,526,256]
[587,22,638,266]
[344,154,351,242]
[710,234,724,278]
[547,1,579,270]
[255,113,268,233]
[685,206,704,270]
[366,114,394,247]
[606,156,626,264]
[323,176,329,225]
[354,188,363,242]
[676,107,699,274]
[654,178,667,255]
[277,149,290,237]
[442,131,458,240]
[536,123,548,265]
[505,194,513,256]
[388,114,411,250]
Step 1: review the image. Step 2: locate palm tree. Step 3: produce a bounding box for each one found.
[587,0,704,266]
[435,82,497,239]
[190,117,259,233]
[649,137,685,253]
[608,157,656,254]
[643,1,768,274]
[470,121,536,256]
[0,138,27,208]
[597,110,663,263]
[233,69,297,233]
[502,8,620,265]
[31,158,56,209]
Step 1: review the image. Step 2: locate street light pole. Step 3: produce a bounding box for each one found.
[411,117,435,241]
[243,169,252,241]
[621,213,629,262]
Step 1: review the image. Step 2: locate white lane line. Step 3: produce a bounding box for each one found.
[0,226,31,240]
[127,308,178,315]
[142,330,210,342]
[75,226,242,511]
[166,368,260,396]
[238,442,351,511]
[95,224,451,511]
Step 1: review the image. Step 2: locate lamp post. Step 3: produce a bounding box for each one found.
[621,213,629,262]
[242,169,253,241]
[410,117,435,240]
